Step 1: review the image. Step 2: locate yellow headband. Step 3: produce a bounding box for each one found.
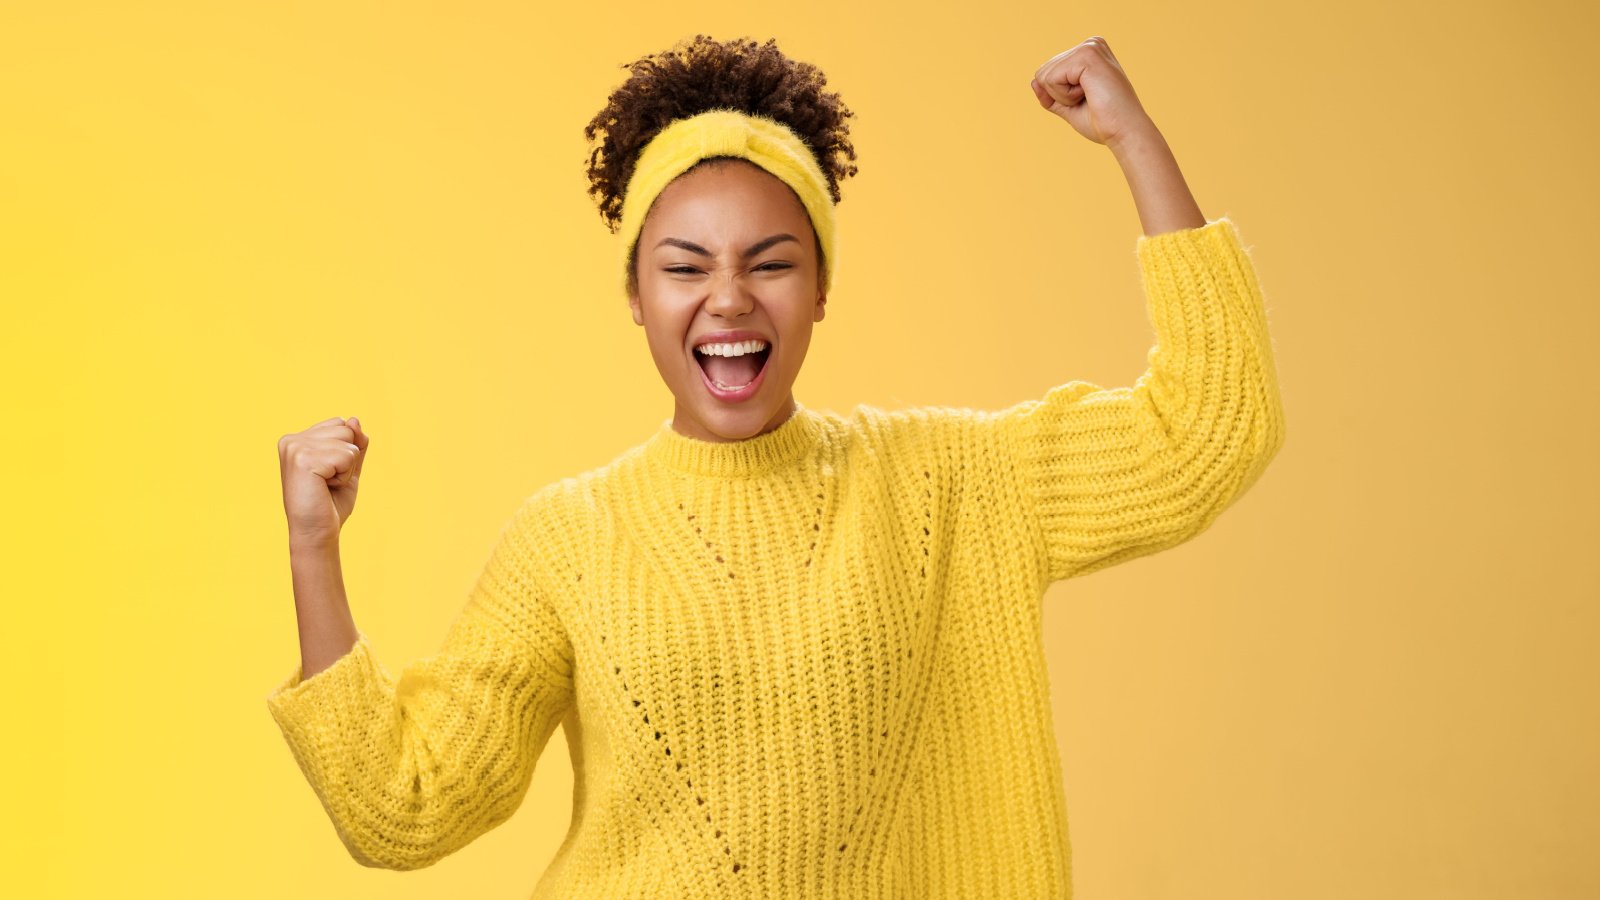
[616,108,836,297]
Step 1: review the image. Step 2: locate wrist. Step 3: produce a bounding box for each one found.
[1108,120,1165,161]
[289,534,340,557]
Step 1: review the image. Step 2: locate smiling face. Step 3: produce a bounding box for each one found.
[627,158,827,443]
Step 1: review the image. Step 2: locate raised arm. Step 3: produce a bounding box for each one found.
[1029,35,1204,238]
[996,38,1286,583]
[995,216,1285,583]
[265,494,576,870]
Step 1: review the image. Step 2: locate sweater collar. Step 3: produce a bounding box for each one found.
[644,403,825,477]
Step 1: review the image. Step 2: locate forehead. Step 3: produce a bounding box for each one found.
[643,159,811,241]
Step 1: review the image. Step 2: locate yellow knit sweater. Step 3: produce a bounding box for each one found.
[266,216,1285,897]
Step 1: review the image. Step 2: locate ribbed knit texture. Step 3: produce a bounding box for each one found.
[266,216,1286,897]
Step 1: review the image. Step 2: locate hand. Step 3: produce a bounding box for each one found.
[278,415,369,547]
[1029,37,1154,149]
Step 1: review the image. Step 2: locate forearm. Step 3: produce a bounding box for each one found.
[1109,123,1206,237]
[288,538,360,679]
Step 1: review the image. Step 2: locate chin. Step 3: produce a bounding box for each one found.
[675,379,790,442]
[697,401,778,437]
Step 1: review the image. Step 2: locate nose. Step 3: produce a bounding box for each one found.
[703,271,756,319]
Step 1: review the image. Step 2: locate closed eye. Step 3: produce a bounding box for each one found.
[664,262,793,275]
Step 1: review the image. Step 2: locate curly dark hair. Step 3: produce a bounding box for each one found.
[583,34,859,292]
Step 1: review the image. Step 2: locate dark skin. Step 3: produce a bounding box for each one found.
[275,36,1205,680]
[1030,36,1206,235]
[627,158,828,444]
[623,36,1202,447]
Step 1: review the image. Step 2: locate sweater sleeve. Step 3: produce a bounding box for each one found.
[994,216,1287,584]
[264,496,576,870]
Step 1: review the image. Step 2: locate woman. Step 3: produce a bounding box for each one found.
[268,33,1285,898]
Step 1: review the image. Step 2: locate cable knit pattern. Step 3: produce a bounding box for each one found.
[265,216,1285,897]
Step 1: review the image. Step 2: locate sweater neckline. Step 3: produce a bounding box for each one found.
[644,403,826,477]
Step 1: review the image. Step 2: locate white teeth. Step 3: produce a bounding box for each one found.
[695,339,769,357]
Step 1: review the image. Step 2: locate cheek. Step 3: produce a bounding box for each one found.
[781,314,815,353]
[643,320,695,373]
[650,331,686,367]
[787,334,812,364]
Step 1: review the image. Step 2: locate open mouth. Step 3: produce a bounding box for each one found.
[694,344,772,399]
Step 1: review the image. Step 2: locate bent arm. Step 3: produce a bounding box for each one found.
[265,499,576,870]
[996,216,1287,584]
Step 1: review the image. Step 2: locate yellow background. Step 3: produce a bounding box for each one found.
[4,1,1596,897]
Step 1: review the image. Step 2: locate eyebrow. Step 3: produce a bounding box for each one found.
[653,233,800,259]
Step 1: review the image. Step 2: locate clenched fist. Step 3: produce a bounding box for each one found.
[278,415,369,547]
[1029,36,1153,149]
